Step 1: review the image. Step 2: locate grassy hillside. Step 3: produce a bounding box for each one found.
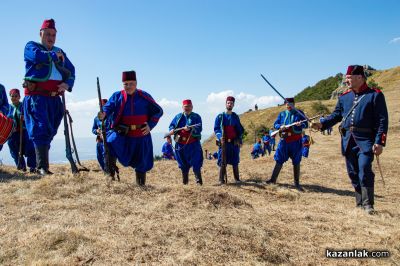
[0,66,399,265]
[294,73,343,102]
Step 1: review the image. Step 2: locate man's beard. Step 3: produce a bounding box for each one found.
[226,107,233,111]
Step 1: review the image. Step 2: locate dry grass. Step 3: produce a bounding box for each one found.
[1,67,399,265]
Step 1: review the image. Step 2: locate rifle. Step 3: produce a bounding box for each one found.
[270,114,321,137]
[17,113,24,170]
[65,110,89,171]
[220,129,228,184]
[61,93,79,173]
[97,77,118,181]
[163,123,201,138]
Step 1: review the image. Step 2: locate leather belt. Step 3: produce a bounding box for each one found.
[129,124,145,130]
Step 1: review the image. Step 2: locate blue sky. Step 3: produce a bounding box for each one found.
[0,0,399,137]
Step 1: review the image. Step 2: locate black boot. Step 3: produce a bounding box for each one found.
[182,171,189,185]
[35,145,50,176]
[355,187,362,208]
[293,164,303,191]
[194,171,203,185]
[266,163,282,184]
[361,187,374,214]
[219,167,227,185]
[136,171,146,186]
[233,165,241,183]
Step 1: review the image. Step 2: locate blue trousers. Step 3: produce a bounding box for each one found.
[107,131,154,173]
[175,141,203,173]
[96,142,105,171]
[345,137,375,189]
[23,95,63,146]
[217,142,240,166]
[263,144,271,155]
[7,130,36,169]
[274,139,302,165]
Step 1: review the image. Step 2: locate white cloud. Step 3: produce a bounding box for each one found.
[389,37,400,44]
[158,98,180,109]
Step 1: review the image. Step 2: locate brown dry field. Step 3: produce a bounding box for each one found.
[1,68,399,265]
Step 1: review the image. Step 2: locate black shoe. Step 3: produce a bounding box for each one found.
[29,168,36,173]
[38,168,52,176]
[265,179,276,184]
[295,184,304,192]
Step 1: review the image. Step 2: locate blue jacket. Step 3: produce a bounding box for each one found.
[274,109,308,132]
[214,112,244,143]
[103,89,163,131]
[7,102,23,130]
[24,41,75,90]
[321,84,388,154]
[169,112,202,139]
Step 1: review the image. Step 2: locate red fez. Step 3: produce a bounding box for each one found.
[9,88,20,96]
[285,98,295,103]
[346,65,365,76]
[41,19,56,31]
[101,99,108,106]
[122,71,136,82]
[226,96,235,102]
[182,99,192,106]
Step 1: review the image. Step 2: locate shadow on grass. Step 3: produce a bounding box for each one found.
[0,169,42,183]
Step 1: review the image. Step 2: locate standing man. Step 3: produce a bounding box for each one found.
[312,65,388,214]
[7,88,36,172]
[168,100,203,185]
[161,135,175,160]
[262,130,272,156]
[214,96,244,184]
[99,70,163,186]
[23,19,75,175]
[92,99,112,171]
[269,127,276,151]
[265,98,308,191]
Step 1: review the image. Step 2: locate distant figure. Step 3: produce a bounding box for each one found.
[208,152,212,160]
[327,127,333,135]
[204,149,208,159]
[162,135,175,160]
[7,88,36,172]
[262,131,271,156]
[254,104,258,111]
[320,115,326,135]
[251,139,264,159]
[312,65,388,214]
[269,128,276,151]
[301,131,311,158]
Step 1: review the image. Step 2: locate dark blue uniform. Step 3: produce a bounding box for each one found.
[214,112,244,166]
[169,112,203,174]
[161,141,175,160]
[302,134,310,158]
[7,102,36,171]
[251,142,263,159]
[103,89,163,174]
[321,83,388,209]
[92,116,113,171]
[262,134,272,155]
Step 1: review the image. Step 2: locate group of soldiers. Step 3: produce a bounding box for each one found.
[0,19,389,214]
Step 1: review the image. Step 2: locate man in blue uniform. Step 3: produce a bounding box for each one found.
[312,65,388,214]
[92,99,113,171]
[7,89,36,172]
[214,96,244,184]
[262,131,272,156]
[0,83,10,152]
[99,70,163,186]
[161,135,175,160]
[265,98,308,191]
[251,139,264,159]
[301,131,311,158]
[269,128,276,151]
[23,19,75,175]
[168,99,203,185]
